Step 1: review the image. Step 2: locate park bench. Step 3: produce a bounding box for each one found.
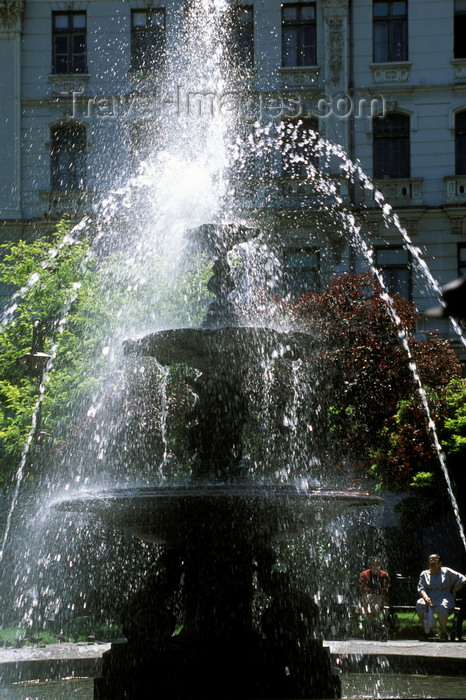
[385,574,463,640]
[384,574,418,636]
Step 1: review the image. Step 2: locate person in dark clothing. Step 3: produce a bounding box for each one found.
[359,558,391,638]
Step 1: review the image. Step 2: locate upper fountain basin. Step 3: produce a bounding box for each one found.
[123,326,316,375]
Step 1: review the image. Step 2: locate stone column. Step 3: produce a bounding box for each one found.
[0,1,23,219]
[322,0,350,155]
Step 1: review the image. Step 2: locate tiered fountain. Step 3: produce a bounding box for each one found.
[57,222,382,699]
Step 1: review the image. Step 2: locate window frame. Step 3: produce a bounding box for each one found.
[281,3,317,68]
[373,0,408,63]
[130,8,166,73]
[283,246,320,297]
[373,113,410,179]
[458,243,466,278]
[50,123,87,191]
[454,0,466,59]
[225,4,254,71]
[375,245,412,300]
[52,11,87,75]
[455,111,466,176]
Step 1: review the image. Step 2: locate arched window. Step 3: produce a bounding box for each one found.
[376,246,411,300]
[456,111,466,175]
[50,123,86,190]
[373,113,410,178]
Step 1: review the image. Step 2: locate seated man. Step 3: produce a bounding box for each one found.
[416,554,466,641]
[359,558,390,639]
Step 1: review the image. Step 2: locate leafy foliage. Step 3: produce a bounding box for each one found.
[244,272,464,498]
[0,219,213,487]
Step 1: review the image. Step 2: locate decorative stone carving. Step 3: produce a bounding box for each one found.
[451,218,465,236]
[444,176,466,204]
[0,0,24,29]
[366,178,424,207]
[452,59,466,80]
[279,68,320,88]
[327,18,344,86]
[39,189,97,216]
[48,75,89,96]
[445,213,466,237]
[399,217,419,238]
[322,0,347,11]
[371,63,411,83]
[374,216,420,239]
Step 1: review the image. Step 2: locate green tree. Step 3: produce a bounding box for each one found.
[0,219,213,487]
[380,379,466,527]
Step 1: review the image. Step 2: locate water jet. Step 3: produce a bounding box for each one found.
[4,3,464,699]
[54,221,383,699]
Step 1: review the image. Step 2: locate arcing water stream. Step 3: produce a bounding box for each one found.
[0,3,465,691]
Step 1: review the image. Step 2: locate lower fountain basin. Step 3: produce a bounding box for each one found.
[54,484,382,545]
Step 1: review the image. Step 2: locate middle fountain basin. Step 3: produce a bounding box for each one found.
[56,484,383,544]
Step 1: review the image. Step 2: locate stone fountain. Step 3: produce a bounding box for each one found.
[57,223,382,699]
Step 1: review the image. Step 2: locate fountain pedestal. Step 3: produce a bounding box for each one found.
[59,486,382,699]
[56,224,383,699]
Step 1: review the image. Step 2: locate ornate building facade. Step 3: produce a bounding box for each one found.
[0,0,465,361]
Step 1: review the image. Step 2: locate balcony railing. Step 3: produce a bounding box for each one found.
[278,67,320,88]
[232,175,350,209]
[364,178,423,207]
[39,189,97,216]
[444,176,466,204]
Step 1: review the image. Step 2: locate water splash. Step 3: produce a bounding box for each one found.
[232,120,466,548]
[354,226,466,550]
[0,282,82,562]
[2,0,465,652]
[159,365,170,475]
[0,217,89,333]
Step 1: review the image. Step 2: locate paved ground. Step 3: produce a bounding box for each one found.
[0,638,465,684]
[0,641,111,664]
[328,638,466,659]
[0,642,111,685]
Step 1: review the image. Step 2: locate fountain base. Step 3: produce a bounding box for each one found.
[95,634,340,699]
[56,485,382,699]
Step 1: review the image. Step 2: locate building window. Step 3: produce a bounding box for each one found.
[225,5,254,70]
[283,247,320,297]
[376,246,411,299]
[282,119,319,178]
[373,114,410,179]
[131,9,166,72]
[454,0,466,59]
[459,244,466,277]
[373,1,408,63]
[282,3,316,67]
[52,12,86,74]
[456,112,466,175]
[50,124,86,191]
[129,121,159,167]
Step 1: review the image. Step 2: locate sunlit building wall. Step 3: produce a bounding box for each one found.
[0,1,465,359]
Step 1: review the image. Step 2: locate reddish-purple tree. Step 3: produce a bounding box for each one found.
[261,272,463,491]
